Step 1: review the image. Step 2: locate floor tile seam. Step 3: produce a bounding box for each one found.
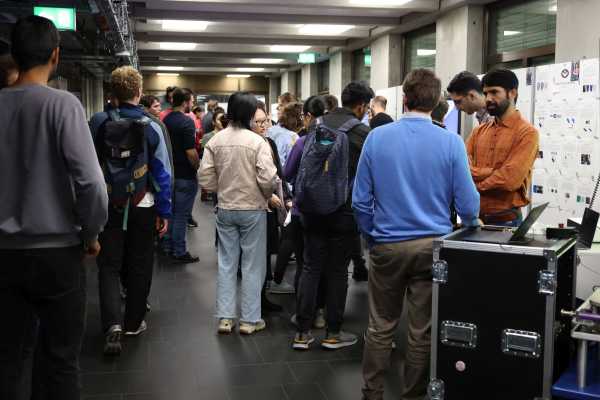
[316,382,330,400]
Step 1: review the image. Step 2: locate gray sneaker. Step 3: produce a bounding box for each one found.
[268,280,295,294]
[321,331,358,350]
[293,331,315,350]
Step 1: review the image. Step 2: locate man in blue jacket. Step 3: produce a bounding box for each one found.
[353,69,480,400]
[91,66,172,356]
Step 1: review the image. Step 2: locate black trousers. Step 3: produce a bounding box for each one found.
[274,215,304,285]
[0,245,86,400]
[296,210,355,333]
[97,205,156,333]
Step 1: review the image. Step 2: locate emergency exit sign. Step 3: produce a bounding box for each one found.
[34,7,76,31]
[298,53,316,64]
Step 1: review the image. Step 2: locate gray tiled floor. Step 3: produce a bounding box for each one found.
[81,200,406,400]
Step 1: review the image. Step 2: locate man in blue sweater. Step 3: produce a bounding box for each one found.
[353,69,480,400]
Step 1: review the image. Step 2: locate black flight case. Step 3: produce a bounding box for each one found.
[428,228,577,400]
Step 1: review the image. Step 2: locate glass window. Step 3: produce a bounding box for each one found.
[487,0,556,66]
[404,25,436,74]
[352,48,371,83]
[317,60,330,94]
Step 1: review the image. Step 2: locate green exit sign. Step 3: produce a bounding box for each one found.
[364,54,372,67]
[34,6,76,31]
[298,53,316,64]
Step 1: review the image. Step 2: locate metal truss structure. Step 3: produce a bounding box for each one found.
[93,0,138,69]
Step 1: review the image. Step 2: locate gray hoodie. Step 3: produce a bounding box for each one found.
[0,84,108,249]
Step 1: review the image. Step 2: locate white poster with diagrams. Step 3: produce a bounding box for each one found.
[531,58,600,226]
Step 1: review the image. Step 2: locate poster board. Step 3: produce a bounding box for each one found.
[375,86,399,120]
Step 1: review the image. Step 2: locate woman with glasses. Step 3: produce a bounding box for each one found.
[252,102,292,312]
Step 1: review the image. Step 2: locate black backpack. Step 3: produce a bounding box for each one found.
[295,117,362,215]
[95,109,151,224]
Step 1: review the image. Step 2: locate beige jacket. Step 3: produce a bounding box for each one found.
[198,126,277,210]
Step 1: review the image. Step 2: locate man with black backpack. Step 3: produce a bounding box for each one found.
[91,66,172,356]
[293,81,374,351]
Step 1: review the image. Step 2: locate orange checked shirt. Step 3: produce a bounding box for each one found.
[466,110,539,216]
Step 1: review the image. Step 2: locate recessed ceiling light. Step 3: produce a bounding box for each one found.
[159,42,197,50]
[503,30,522,36]
[349,0,411,6]
[227,74,250,78]
[250,58,285,64]
[298,24,354,35]
[416,49,436,56]
[161,20,210,31]
[157,73,180,77]
[236,67,265,72]
[156,66,184,71]
[270,45,311,53]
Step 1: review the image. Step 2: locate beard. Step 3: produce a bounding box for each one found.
[486,99,510,117]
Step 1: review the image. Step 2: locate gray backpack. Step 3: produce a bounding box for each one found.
[295,117,362,215]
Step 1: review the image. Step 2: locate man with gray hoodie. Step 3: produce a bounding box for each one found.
[0,16,108,400]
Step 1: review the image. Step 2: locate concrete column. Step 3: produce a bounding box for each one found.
[435,5,484,89]
[329,51,353,100]
[268,77,280,106]
[556,0,600,62]
[370,34,403,91]
[280,71,296,96]
[301,64,318,100]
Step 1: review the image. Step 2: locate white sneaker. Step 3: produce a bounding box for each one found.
[313,308,326,329]
[124,320,147,336]
[268,281,295,294]
[218,318,235,334]
[239,319,266,335]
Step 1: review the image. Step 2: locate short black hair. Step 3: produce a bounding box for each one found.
[166,86,176,96]
[447,71,483,96]
[431,97,449,124]
[304,96,326,118]
[140,95,159,108]
[172,88,192,107]
[11,16,60,72]
[212,107,225,123]
[322,94,338,112]
[193,105,205,114]
[227,92,258,130]
[482,69,519,92]
[341,81,374,109]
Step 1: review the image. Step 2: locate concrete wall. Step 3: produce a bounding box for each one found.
[329,51,352,100]
[435,5,484,89]
[142,74,269,95]
[370,34,403,91]
[268,77,280,106]
[556,0,600,62]
[301,63,318,100]
[280,71,297,96]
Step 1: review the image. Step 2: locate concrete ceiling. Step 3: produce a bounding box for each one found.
[131,0,442,77]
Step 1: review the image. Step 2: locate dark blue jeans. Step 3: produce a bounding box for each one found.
[164,179,198,257]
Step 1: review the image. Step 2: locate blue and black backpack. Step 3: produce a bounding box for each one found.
[295,117,362,215]
[95,109,151,228]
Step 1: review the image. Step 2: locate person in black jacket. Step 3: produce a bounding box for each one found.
[369,95,394,129]
[293,81,374,351]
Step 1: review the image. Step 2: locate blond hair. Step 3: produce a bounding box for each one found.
[110,66,143,102]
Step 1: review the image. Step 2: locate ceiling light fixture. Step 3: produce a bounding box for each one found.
[349,0,411,6]
[157,73,180,77]
[236,67,265,72]
[298,24,354,35]
[503,30,522,36]
[270,45,311,53]
[159,42,197,50]
[416,49,436,56]
[227,74,251,78]
[156,66,184,71]
[250,58,285,64]
[161,20,210,31]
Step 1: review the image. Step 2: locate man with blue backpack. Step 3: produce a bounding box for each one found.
[293,81,374,350]
[91,66,172,356]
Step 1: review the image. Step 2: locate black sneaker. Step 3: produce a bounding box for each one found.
[103,325,122,356]
[171,252,199,264]
[187,218,198,228]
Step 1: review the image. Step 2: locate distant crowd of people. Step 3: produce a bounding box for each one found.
[1,14,538,400]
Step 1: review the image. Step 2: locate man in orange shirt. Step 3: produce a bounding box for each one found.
[467,69,539,227]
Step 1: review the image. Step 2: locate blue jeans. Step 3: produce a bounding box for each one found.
[215,209,266,324]
[163,179,198,257]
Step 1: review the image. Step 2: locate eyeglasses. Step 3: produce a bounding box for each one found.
[253,119,268,127]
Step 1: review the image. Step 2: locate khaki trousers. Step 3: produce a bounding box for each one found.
[362,237,434,400]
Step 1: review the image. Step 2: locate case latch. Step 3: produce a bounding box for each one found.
[433,260,448,284]
[440,321,477,349]
[428,379,445,400]
[538,270,556,295]
[501,329,542,359]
